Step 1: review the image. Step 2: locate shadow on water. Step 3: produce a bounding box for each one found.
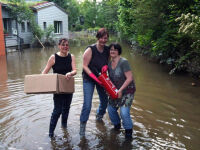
[0,39,200,150]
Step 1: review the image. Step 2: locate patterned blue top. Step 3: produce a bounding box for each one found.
[108,57,136,107]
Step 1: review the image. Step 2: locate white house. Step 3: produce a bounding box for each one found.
[32,2,69,41]
[1,2,68,51]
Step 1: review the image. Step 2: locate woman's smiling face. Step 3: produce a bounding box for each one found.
[110,46,119,58]
[59,40,69,54]
[98,35,108,47]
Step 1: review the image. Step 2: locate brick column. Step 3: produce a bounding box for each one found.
[0,3,6,56]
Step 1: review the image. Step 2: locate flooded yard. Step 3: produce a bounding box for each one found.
[0,41,200,150]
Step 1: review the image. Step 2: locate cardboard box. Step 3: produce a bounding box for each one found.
[24,74,74,94]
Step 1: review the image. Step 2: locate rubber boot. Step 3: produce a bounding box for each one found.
[96,114,103,121]
[61,119,67,129]
[49,114,59,138]
[125,129,133,139]
[114,123,121,131]
[49,123,56,138]
[61,111,69,129]
[79,122,86,137]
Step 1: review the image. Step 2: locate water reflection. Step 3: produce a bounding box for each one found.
[0,56,9,100]
[0,56,7,81]
[0,41,199,150]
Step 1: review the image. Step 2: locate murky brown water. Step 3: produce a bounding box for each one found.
[0,41,200,150]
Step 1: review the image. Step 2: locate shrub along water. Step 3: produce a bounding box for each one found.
[118,0,200,76]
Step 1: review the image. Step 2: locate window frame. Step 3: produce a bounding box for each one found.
[43,22,47,30]
[54,21,62,34]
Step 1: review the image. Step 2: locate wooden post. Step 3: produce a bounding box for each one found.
[0,3,6,56]
[35,35,45,49]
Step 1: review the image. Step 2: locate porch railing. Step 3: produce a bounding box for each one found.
[4,34,24,51]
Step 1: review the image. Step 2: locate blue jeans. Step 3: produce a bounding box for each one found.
[107,105,133,129]
[80,79,108,123]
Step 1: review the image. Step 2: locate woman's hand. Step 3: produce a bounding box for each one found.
[101,65,108,73]
[65,72,72,80]
[117,90,123,99]
[117,70,133,98]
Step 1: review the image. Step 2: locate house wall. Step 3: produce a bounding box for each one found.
[5,20,17,47]
[18,21,33,45]
[2,6,33,47]
[0,4,5,56]
[36,5,68,42]
[3,21,33,47]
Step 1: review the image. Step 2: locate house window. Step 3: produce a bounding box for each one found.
[43,22,47,30]
[3,18,11,34]
[54,21,62,34]
[21,22,25,32]
[27,22,31,32]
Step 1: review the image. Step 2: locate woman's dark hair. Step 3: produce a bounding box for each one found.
[109,43,122,55]
[58,38,68,45]
[96,28,109,39]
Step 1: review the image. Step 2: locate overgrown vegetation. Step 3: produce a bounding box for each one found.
[4,0,200,75]
[117,0,200,75]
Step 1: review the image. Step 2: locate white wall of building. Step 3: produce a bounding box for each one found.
[36,5,68,42]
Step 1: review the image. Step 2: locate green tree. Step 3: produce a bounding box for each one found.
[118,0,200,74]
[97,0,119,32]
[79,0,97,29]
[8,0,43,39]
[118,0,136,40]
[47,0,80,30]
[43,25,55,45]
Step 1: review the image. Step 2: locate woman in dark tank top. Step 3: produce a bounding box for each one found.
[42,38,77,138]
[80,28,110,137]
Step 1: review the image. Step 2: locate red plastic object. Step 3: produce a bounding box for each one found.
[98,72,118,99]
[101,65,108,73]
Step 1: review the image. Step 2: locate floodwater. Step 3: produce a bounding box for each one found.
[0,40,200,150]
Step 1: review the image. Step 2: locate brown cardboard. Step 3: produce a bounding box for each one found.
[24,74,74,94]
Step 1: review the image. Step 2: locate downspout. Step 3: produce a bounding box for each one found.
[16,19,20,50]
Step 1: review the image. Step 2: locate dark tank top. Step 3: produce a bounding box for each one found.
[52,53,72,75]
[82,44,109,81]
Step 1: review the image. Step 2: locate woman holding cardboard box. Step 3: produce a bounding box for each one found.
[42,38,77,138]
